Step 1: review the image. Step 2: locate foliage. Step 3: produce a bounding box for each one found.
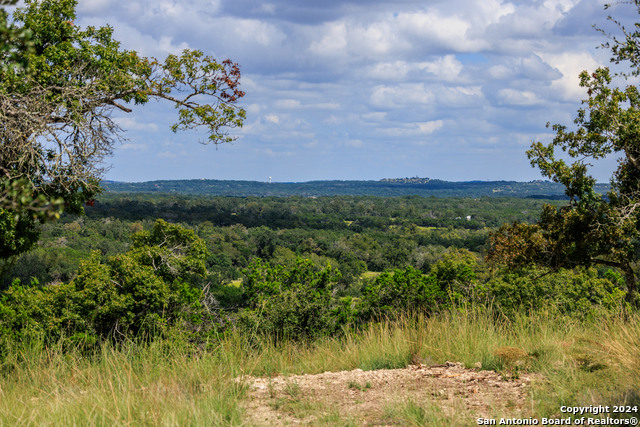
[357,250,478,320]
[0,194,566,292]
[0,0,246,265]
[0,221,213,343]
[429,248,477,296]
[358,266,447,320]
[480,267,627,317]
[0,0,33,73]
[487,1,640,303]
[237,258,348,342]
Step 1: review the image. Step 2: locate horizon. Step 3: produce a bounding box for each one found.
[103,177,612,185]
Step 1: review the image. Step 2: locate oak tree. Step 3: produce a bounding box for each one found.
[0,0,246,270]
[487,1,640,303]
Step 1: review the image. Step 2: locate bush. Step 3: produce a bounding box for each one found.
[0,220,216,344]
[357,250,478,320]
[357,267,448,320]
[237,258,351,342]
[481,267,627,316]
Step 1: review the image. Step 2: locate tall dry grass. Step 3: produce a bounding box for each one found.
[0,307,638,426]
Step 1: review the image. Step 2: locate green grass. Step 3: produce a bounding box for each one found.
[1,308,638,425]
[347,380,371,391]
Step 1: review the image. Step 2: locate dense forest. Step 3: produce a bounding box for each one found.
[2,193,566,295]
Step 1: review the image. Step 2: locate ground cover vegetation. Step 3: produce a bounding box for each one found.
[1,0,639,425]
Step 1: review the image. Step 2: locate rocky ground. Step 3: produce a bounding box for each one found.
[240,361,542,426]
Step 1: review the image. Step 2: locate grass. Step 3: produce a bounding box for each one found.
[1,308,639,425]
[384,399,471,426]
[347,380,372,391]
[0,340,247,426]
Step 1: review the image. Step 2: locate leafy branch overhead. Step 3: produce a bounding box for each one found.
[0,0,246,271]
[0,0,33,73]
[0,0,246,217]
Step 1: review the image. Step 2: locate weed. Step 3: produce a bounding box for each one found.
[284,380,301,400]
[347,380,372,391]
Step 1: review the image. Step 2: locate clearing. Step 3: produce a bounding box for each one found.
[240,361,541,425]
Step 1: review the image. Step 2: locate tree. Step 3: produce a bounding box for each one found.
[0,220,212,342]
[487,1,640,304]
[0,0,246,269]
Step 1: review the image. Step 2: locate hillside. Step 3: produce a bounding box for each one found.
[102,178,610,198]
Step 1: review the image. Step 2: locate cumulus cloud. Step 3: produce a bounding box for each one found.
[381,120,444,137]
[73,0,628,182]
[538,52,602,102]
[497,88,541,106]
[370,84,434,108]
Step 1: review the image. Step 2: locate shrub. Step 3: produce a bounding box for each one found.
[357,266,448,320]
[357,250,478,320]
[0,220,215,344]
[480,267,627,316]
[237,258,350,342]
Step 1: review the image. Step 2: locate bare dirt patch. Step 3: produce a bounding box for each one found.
[240,362,542,425]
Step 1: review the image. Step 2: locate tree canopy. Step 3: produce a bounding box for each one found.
[0,0,246,269]
[487,0,640,303]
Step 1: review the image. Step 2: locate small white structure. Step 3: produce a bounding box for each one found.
[466,216,471,221]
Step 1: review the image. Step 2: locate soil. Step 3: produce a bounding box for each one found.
[240,361,542,426]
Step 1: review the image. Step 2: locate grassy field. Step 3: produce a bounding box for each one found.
[1,308,638,426]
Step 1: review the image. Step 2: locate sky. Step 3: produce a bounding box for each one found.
[39,0,640,182]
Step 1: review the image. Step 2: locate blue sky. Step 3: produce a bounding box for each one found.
[59,0,638,182]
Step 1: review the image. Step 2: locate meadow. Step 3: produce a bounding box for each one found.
[1,308,638,426]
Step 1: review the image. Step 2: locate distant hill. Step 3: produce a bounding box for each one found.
[102,178,610,199]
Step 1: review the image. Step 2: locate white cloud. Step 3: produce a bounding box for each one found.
[158,151,177,158]
[78,0,625,183]
[382,120,444,137]
[265,114,280,125]
[436,86,484,106]
[113,117,159,132]
[396,10,489,52]
[77,0,111,13]
[417,120,444,134]
[538,52,601,102]
[274,99,301,109]
[246,103,261,114]
[497,88,541,106]
[234,19,286,47]
[370,84,434,108]
[361,112,387,121]
[309,22,347,56]
[256,3,275,14]
[158,36,190,55]
[367,56,463,82]
[488,64,513,79]
[323,115,343,125]
[419,55,464,81]
[120,143,147,150]
[345,138,364,148]
[305,102,340,110]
